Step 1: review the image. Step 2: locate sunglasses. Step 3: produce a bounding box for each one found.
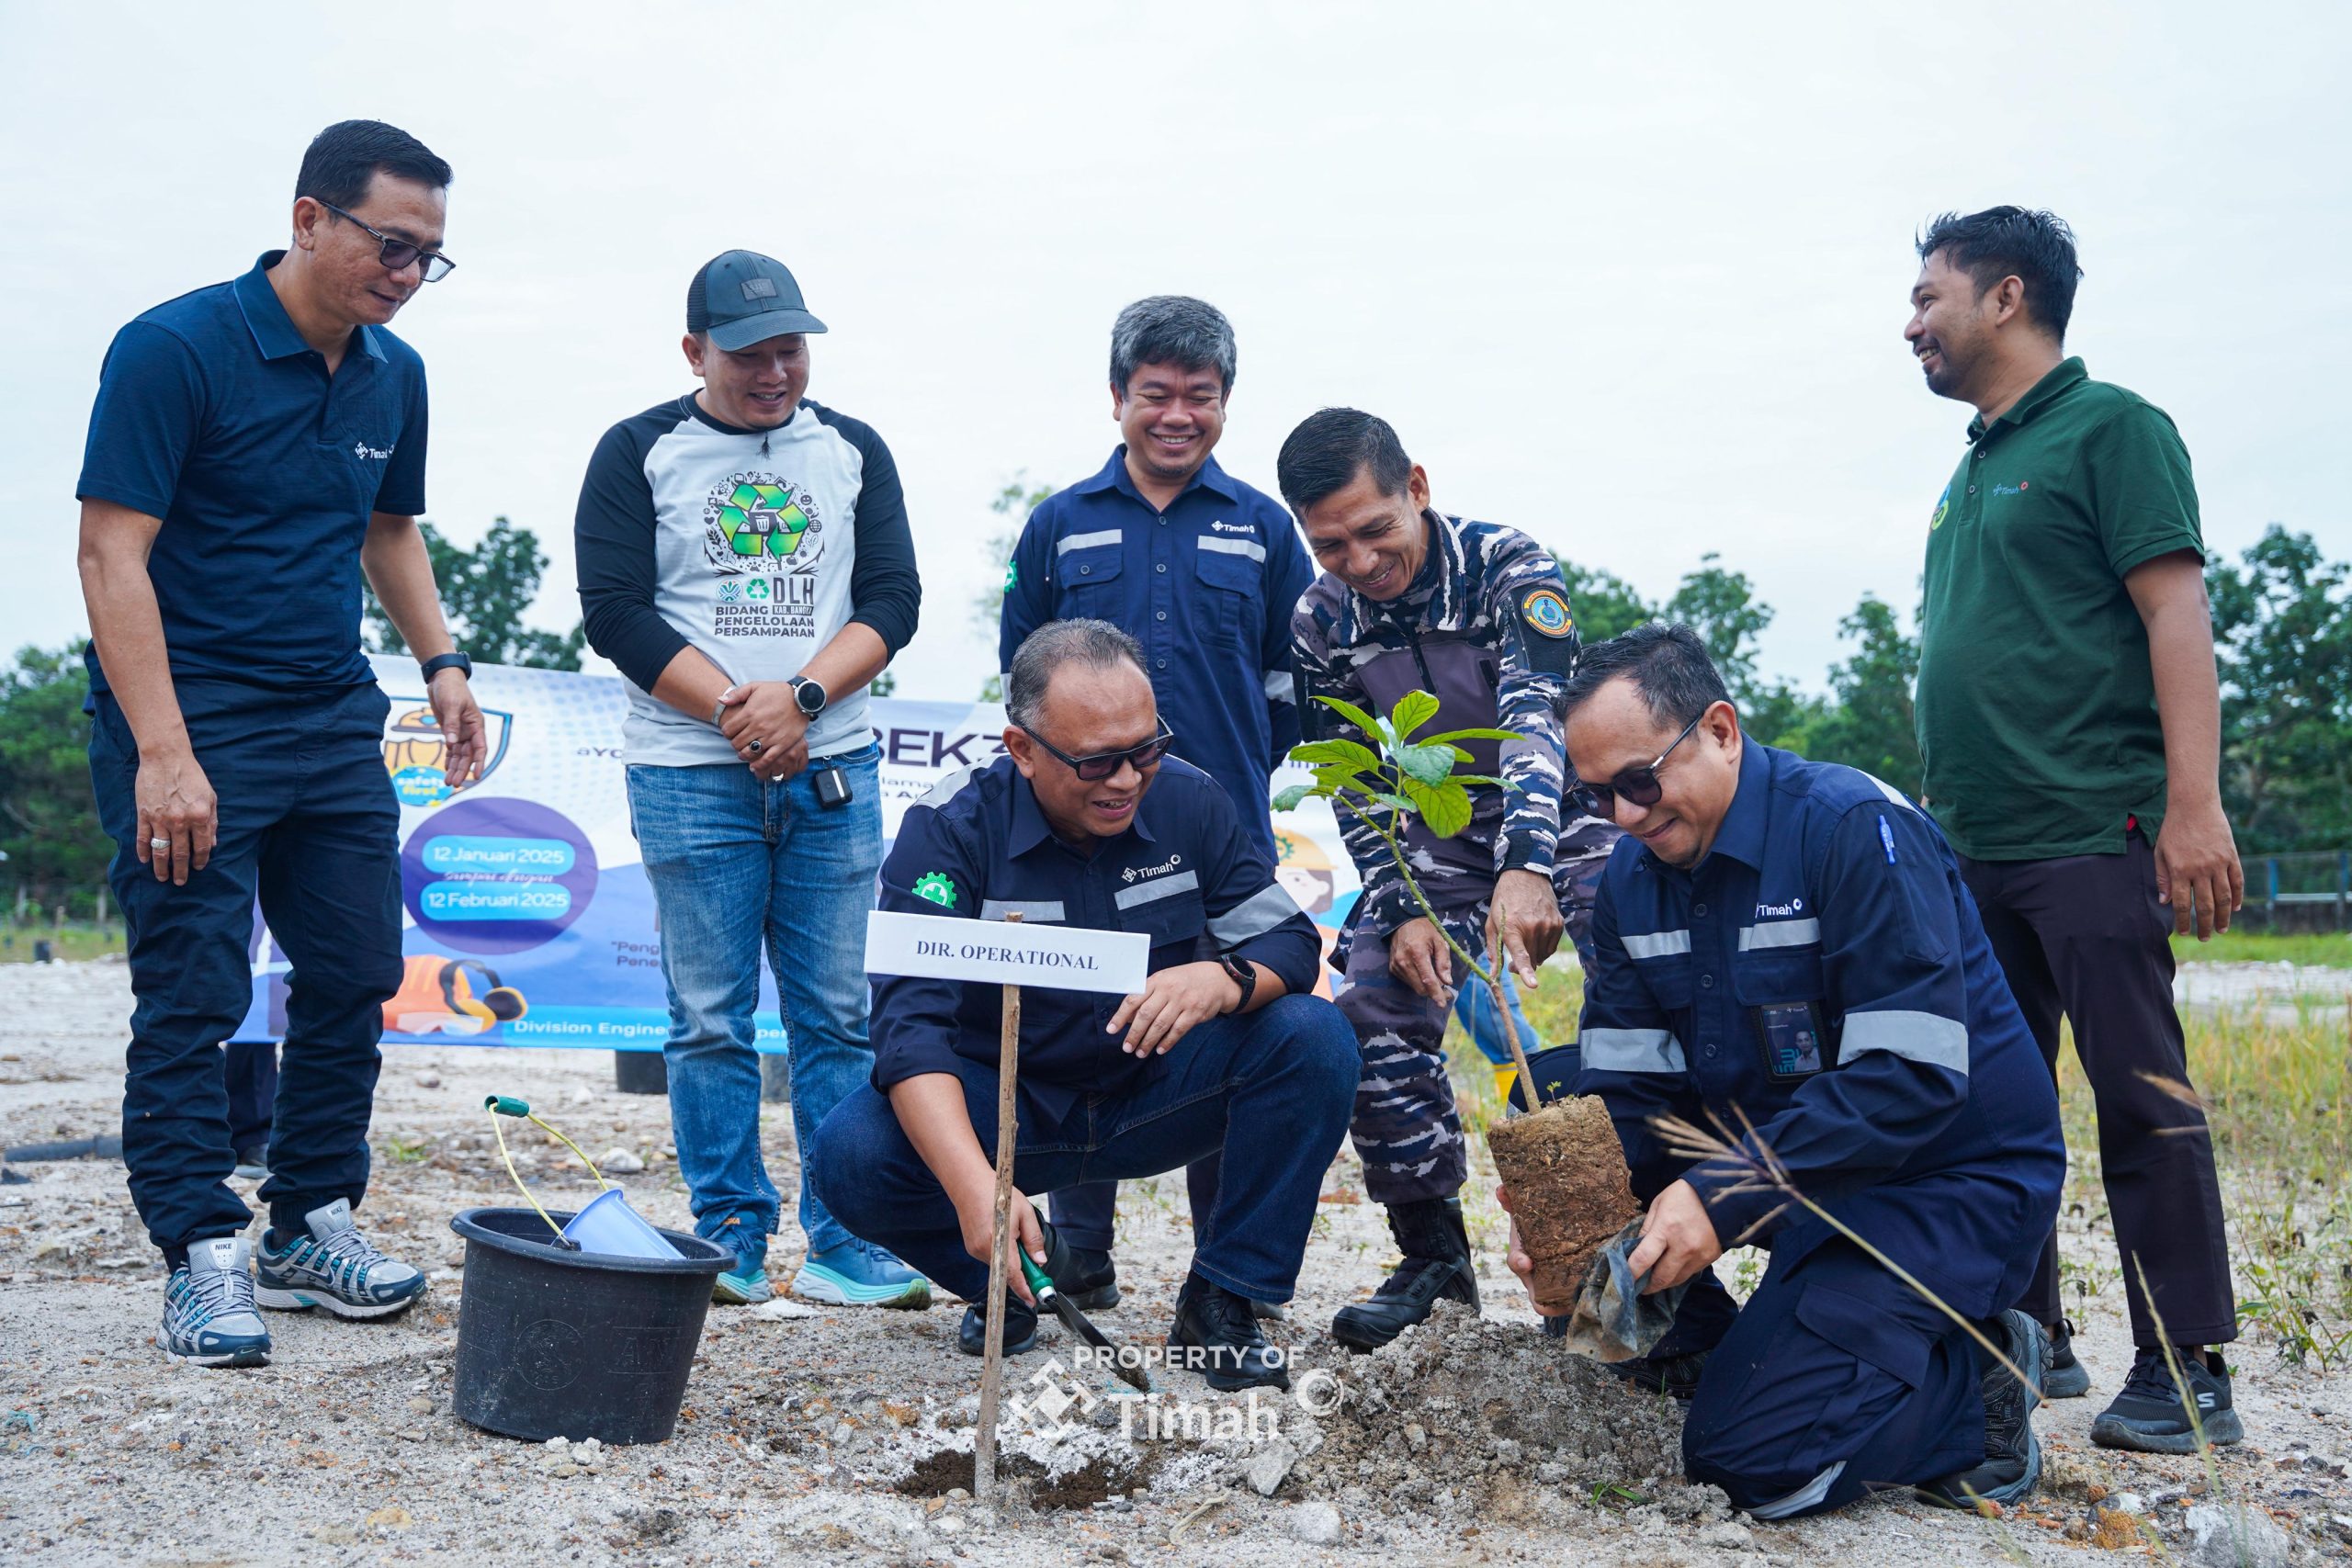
[318,200,457,283]
[1570,713,1702,818]
[1018,722,1175,782]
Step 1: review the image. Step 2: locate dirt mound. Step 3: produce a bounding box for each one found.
[1289,1302,1708,1527]
[894,1443,1157,1509]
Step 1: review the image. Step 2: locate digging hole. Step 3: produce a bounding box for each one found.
[894,1446,1159,1509]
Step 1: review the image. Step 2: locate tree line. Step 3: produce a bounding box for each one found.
[3,513,2346,915]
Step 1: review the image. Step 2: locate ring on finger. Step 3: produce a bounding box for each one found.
[747,739,764,755]
[150,837,172,852]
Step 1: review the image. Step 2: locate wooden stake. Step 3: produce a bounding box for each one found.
[973,911,1023,1502]
[1488,914,1540,1108]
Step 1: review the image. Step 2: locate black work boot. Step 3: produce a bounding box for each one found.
[2091,1346,2243,1453]
[2043,1316,2090,1399]
[1169,1271,1290,1391]
[1917,1310,2047,1511]
[1330,1197,1479,1352]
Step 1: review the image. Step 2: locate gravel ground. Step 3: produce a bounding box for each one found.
[3,957,2348,1565]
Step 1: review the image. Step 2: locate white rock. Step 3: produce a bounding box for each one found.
[413,1071,442,1089]
[932,1515,963,1535]
[2183,1503,2290,1568]
[1290,1502,1342,1546]
[1698,1521,1756,1551]
[2113,1493,2148,1516]
[1243,1438,1298,1497]
[751,1298,817,1321]
[599,1147,646,1175]
[568,1086,595,1106]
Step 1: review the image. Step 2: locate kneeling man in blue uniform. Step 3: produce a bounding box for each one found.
[810,619,1357,1389]
[1510,624,2065,1516]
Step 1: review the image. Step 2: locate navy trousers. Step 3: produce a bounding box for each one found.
[1679,1240,1985,1518]
[809,995,1357,1303]
[90,681,402,1253]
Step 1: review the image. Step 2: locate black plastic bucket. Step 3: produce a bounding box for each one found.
[448,1206,732,1445]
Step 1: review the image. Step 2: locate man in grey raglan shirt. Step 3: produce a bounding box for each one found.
[576,250,926,1310]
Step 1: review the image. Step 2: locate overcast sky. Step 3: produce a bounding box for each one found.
[6,2,2346,700]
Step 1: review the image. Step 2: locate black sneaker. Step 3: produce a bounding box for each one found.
[1917,1310,2046,1511]
[1169,1272,1288,1391]
[1602,1347,1711,1400]
[2043,1317,2091,1399]
[956,1295,1039,1358]
[2091,1347,2243,1453]
[1056,1246,1120,1312]
[1330,1197,1479,1352]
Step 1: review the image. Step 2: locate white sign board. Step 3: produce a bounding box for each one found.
[865,910,1148,996]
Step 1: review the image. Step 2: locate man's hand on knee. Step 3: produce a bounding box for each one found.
[1108,962,1242,1056]
[1626,1179,1723,1294]
[1388,918,1454,1003]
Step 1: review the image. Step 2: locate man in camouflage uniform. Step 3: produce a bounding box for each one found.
[1279,407,1618,1349]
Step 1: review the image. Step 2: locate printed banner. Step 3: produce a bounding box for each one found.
[232,659,1361,1052]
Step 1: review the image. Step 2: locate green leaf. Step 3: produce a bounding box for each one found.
[1419,727,1519,745]
[1392,741,1459,786]
[1312,764,1368,795]
[1271,784,1312,812]
[1367,792,1418,813]
[1287,739,1383,773]
[1311,694,1382,736]
[1388,690,1441,741]
[1401,777,1474,837]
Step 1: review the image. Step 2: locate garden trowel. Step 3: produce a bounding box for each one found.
[1022,1254,1152,1393]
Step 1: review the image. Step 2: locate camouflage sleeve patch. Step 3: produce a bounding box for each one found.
[1517,586,1577,675]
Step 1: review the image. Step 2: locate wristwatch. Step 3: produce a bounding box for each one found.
[789,675,828,717]
[1217,953,1258,1013]
[420,651,471,682]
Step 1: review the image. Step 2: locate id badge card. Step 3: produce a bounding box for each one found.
[1754,1000,1831,1081]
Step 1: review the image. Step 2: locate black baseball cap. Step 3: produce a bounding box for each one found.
[686,251,828,350]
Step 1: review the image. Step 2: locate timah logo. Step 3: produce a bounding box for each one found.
[354,442,393,460]
[1121,853,1183,885]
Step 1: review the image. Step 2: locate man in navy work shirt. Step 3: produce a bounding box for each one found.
[75,121,483,1368]
[1509,625,2064,1517]
[810,620,1355,1390]
[997,297,1313,1310]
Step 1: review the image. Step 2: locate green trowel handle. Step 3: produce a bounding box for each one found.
[1020,1254,1056,1299]
[485,1095,531,1118]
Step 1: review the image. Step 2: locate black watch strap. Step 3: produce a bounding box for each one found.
[420,651,472,682]
[1218,953,1258,1012]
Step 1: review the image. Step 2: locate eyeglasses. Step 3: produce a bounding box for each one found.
[1569,713,1703,818]
[1017,722,1175,782]
[318,200,456,283]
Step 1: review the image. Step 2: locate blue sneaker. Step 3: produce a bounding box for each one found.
[159,1237,272,1368]
[713,1230,774,1306]
[793,1239,932,1309]
[254,1199,427,1320]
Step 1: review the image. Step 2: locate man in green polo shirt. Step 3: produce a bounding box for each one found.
[1906,206,2243,1455]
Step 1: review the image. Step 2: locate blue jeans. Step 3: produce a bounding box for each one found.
[90,681,401,1253]
[626,743,882,1257]
[1454,970,1543,1067]
[809,995,1358,1303]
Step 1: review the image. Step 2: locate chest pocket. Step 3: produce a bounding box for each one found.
[1115,870,1207,953]
[1733,949,1837,1079]
[1057,542,1125,617]
[1193,544,1262,643]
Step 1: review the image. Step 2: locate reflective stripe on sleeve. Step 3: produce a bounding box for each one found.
[1056,529,1122,555]
[980,900,1066,922]
[1621,930,1692,959]
[1263,669,1295,702]
[1736,918,1822,951]
[1114,870,1201,909]
[1840,1010,1970,1074]
[1207,883,1301,946]
[1580,1027,1687,1075]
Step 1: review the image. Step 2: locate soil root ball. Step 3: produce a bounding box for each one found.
[1487,1094,1645,1312]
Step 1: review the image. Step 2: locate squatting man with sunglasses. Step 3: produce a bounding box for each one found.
[1283,408,1623,1352]
[1508,622,2064,1517]
[809,619,1358,1388]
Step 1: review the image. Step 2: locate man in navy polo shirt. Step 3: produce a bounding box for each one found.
[810,620,1355,1387]
[997,296,1313,1308]
[75,120,481,1368]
